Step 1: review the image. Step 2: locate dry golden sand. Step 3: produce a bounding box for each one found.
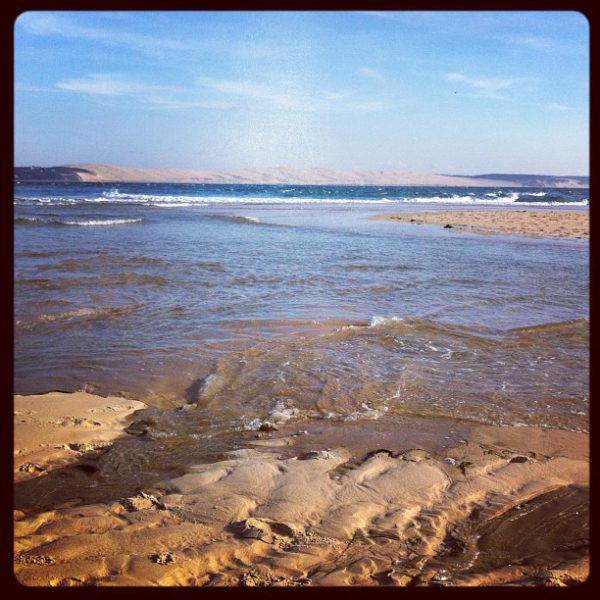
[14,392,146,483]
[14,393,589,587]
[375,210,589,239]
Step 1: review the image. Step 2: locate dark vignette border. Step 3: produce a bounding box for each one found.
[1,0,594,597]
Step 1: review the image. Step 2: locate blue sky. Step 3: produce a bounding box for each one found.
[15,11,589,175]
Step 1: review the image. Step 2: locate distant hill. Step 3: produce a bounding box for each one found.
[14,166,96,182]
[452,173,589,188]
[14,164,589,188]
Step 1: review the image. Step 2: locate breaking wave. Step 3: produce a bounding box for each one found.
[16,304,142,329]
[15,187,588,208]
[16,216,144,226]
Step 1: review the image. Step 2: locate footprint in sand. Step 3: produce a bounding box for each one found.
[150,551,176,565]
[18,462,45,474]
[55,416,102,427]
[14,554,55,565]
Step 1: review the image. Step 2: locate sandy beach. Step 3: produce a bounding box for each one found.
[14,392,589,587]
[14,392,147,483]
[375,210,589,239]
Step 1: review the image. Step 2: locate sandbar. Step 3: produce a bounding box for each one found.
[374,210,588,239]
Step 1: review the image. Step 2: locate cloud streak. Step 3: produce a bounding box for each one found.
[53,72,392,113]
[54,73,235,110]
[547,103,571,111]
[355,67,385,81]
[445,72,519,99]
[502,34,557,51]
[196,76,391,113]
[57,74,140,96]
[19,12,217,57]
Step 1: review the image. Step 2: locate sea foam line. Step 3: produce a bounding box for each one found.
[63,218,144,226]
[14,194,588,207]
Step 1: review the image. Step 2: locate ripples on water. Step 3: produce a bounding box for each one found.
[14,183,589,455]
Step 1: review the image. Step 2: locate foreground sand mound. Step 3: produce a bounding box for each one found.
[14,424,588,586]
[14,393,147,483]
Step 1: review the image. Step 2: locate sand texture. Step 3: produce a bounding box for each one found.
[14,395,589,587]
[376,210,589,239]
[14,393,147,483]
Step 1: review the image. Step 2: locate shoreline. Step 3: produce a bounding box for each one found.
[373,210,589,239]
[14,392,589,586]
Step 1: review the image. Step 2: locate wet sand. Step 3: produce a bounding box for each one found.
[14,393,589,586]
[375,210,589,239]
[14,392,146,483]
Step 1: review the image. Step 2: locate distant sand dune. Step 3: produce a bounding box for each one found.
[12,163,588,187]
[65,164,513,186]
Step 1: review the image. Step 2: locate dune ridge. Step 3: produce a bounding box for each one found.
[14,164,589,187]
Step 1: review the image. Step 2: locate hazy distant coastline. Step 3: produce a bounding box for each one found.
[14,164,589,188]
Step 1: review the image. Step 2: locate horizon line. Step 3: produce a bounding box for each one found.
[14,164,590,179]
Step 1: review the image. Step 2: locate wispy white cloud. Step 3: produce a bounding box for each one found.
[502,34,557,51]
[57,74,139,96]
[445,72,519,99]
[355,67,385,81]
[196,76,390,113]
[18,12,306,63]
[548,103,571,111]
[52,72,391,113]
[352,11,426,23]
[55,73,235,110]
[322,90,354,101]
[19,12,210,57]
[196,77,277,102]
[355,11,581,56]
[353,11,396,19]
[494,33,584,55]
[15,82,58,93]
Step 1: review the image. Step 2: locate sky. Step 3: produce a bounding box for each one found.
[14,11,589,175]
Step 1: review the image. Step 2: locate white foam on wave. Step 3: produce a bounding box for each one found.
[527,199,588,206]
[344,402,388,422]
[149,202,195,208]
[15,197,80,205]
[268,403,299,424]
[15,189,588,207]
[95,192,400,205]
[240,401,300,431]
[63,218,144,226]
[241,417,263,431]
[370,315,404,327]
[400,193,521,204]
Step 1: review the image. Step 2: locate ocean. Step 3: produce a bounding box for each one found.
[14,182,589,490]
